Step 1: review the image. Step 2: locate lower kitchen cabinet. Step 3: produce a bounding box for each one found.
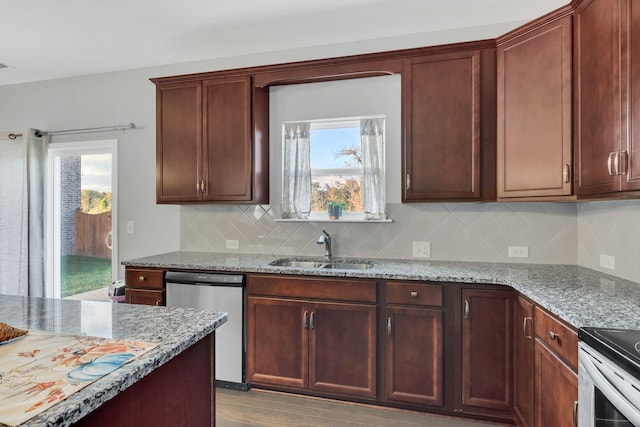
[513,295,534,427]
[385,306,443,406]
[533,306,578,427]
[246,297,308,388]
[246,274,377,399]
[534,339,578,427]
[461,288,513,413]
[124,267,165,306]
[384,281,444,407]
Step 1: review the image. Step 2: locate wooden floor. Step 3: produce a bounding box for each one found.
[216,388,507,427]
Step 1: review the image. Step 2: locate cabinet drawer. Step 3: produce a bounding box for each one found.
[125,268,164,289]
[246,274,376,303]
[125,289,164,306]
[534,306,578,371]
[385,282,442,306]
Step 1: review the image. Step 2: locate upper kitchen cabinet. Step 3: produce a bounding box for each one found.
[153,74,269,204]
[574,0,640,197]
[402,47,496,202]
[497,11,573,200]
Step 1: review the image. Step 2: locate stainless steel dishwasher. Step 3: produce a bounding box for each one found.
[165,271,248,391]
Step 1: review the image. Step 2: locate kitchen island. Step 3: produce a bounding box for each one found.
[0,294,227,427]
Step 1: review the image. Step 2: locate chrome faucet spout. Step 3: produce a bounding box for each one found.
[316,229,332,259]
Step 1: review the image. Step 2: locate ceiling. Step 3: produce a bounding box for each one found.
[0,0,567,87]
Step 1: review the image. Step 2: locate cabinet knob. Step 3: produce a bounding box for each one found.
[138,276,146,282]
[549,331,559,341]
[155,300,161,306]
[410,291,418,298]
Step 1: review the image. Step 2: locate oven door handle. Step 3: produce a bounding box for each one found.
[579,349,640,425]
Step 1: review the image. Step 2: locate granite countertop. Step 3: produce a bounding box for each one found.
[0,295,227,427]
[124,251,640,330]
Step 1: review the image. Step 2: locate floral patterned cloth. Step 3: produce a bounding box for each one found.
[0,330,156,427]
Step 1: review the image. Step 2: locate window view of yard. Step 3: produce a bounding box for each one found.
[60,255,111,298]
[57,153,113,299]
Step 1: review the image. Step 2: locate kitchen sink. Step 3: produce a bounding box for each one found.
[269,259,326,268]
[269,258,374,270]
[322,262,373,270]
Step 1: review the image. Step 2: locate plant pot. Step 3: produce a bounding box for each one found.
[328,204,343,220]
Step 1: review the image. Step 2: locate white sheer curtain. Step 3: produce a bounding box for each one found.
[282,122,311,219]
[361,119,386,220]
[0,129,47,296]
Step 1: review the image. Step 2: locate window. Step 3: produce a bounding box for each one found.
[282,117,386,221]
[310,120,363,216]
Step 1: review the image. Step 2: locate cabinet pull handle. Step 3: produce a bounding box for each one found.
[608,152,616,176]
[617,151,628,175]
[310,312,315,330]
[155,300,161,306]
[523,317,532,339]
[573,400,578,427]
[464,300,470,319]
[549,331,559,341]
[387,317,392,336]
[303,311,308,328]
[197,180,201,193]
[563,164,570,183]
[406,173,411,191]
[410,291,418,298]
[138,276,146,282]
[202,179,207,193]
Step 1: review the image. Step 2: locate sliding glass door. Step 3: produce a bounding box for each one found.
[47,140,117,300]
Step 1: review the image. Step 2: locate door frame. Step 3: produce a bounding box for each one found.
[45,139,118,298]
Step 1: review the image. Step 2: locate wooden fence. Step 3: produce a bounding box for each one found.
[75,211,112,259]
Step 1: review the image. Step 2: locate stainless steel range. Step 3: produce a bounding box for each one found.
[578,328,640,426]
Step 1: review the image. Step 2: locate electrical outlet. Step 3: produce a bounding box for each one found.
[126,220,135,234]
[600,254,615,270]
[226,240,240,250]
[508,246,529,258]
[412,241,431,258]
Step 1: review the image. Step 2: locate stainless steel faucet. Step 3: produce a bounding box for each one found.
[316,229,332,259]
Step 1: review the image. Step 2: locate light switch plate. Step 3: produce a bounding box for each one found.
[600,254,615,270]
[226,240,240,250]
[508,246,529,258]
[126,220,135,234]
[412,241,431,258]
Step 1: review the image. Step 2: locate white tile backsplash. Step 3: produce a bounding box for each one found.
[181,202,578,265]
[577,200,640,283]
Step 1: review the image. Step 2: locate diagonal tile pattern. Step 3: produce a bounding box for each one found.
[181,202,578,265]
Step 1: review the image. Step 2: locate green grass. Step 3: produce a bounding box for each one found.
[60,255,111,298]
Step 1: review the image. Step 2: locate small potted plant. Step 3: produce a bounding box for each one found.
[327,202,346,220]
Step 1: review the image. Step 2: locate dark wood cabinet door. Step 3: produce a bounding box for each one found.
[403,51,481,201]
[514,296,534,427]
[309,301,376,398]
[497,15,572,199]
[386,306,443,406]
[202,75,253,201]
[246,297,309,389]
[461,289,512,412]
[155,81,202,203]
[626,0,640,192]
[125,288,164,306]
[534,339,578,427]
[574,0,625,196]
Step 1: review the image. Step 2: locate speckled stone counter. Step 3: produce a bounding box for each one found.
[123,251,640,330]
[0,295,227,427]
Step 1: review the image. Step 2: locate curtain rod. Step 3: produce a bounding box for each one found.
[47,123,136,136]
[7,123,136,140]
